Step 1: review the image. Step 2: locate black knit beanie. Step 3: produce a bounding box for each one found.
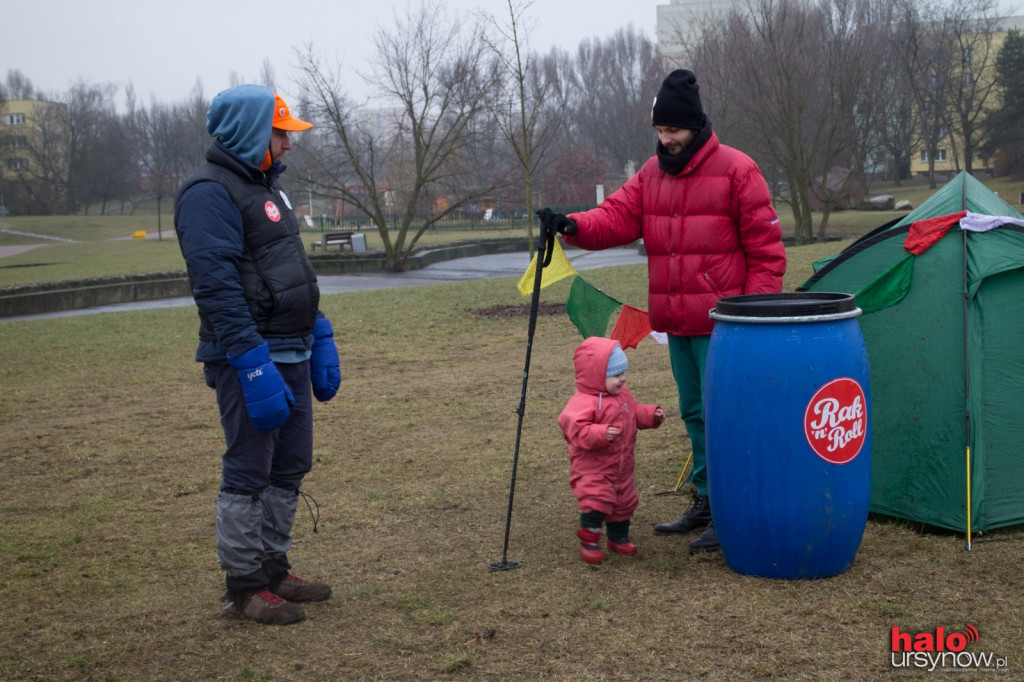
[651,69,706,130]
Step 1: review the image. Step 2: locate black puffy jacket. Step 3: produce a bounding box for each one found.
[174,142,320,362]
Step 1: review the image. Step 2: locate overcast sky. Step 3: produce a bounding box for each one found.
[2,0,664,107]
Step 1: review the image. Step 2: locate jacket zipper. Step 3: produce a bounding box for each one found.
[702,271,727,299]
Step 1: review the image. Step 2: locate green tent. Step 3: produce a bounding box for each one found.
[799,172,1024,536]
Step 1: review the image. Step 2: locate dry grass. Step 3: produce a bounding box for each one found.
[1,247,1022,681]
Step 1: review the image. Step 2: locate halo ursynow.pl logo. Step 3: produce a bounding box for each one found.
[890,624,1008,672]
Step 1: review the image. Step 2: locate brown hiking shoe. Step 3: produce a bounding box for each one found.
[222,589,305,625]
[273,574,332,603]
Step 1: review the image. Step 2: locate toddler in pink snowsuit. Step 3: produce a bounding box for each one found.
[558,337,665,563]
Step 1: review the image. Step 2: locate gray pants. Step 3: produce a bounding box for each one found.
[217,485,298,595]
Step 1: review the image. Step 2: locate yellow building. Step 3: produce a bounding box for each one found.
[908,16,1024,178]
[0,98,68,214]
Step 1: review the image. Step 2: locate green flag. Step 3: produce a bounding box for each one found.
[566,276,622,338]
[855,255,914,314]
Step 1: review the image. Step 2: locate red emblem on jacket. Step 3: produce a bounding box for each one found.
[264,201,281,222]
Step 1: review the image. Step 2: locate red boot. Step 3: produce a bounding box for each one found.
[576,527,606,564]
[607,537,638,555]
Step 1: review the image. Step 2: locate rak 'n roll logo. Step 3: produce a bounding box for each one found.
[803,377,866,464]
[264,201,281,222]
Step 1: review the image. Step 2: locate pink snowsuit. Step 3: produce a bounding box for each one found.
[558,337,662,521]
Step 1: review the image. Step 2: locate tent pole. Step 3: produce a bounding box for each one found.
[672,451,694,492]
[966,443,972,551]
[961,226,973,552]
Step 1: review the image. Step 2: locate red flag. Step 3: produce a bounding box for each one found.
[904,211,967,255]
[610,305,652,350]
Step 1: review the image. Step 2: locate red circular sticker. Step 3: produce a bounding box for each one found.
[264,201,281,222]
[804,377,867,464]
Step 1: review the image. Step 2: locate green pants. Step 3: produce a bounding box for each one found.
[667,334,711,496]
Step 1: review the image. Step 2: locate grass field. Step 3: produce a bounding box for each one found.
[1,235,1021,680]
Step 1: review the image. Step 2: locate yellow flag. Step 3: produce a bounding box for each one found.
[516,239,578,296]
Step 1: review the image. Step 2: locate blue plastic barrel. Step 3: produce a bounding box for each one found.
[705,293,871,579]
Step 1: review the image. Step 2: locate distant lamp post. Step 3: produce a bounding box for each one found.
[308,179,314,224]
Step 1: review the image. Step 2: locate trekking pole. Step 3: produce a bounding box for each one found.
[490,219,555,571]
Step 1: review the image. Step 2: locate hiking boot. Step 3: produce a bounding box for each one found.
[688,521,720,553]
[607,537,638,556]
[577,527,606,564]
[222,589,305,625]
[273,574,332,603]
[653,493,712,535]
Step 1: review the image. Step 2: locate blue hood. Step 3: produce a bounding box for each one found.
[206,85,275,168]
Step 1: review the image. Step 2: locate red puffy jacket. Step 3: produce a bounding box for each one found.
[558,337,662,520]
[567,133,786,336]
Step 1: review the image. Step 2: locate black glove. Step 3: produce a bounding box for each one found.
[536,208,578,236]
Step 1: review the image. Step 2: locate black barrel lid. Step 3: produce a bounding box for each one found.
[713,292,856,317]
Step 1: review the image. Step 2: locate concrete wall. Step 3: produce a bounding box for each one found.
[0,274,191,318]
[0,238,532,318]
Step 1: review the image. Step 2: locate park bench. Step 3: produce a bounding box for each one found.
[310,231,354,252]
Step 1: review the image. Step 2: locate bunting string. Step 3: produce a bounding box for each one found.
[518,243,663,347]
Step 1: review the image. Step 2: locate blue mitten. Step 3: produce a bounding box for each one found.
[227,342,295,430]
[311,316,341,402]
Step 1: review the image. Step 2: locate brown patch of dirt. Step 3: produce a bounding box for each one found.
[473,302,566,318]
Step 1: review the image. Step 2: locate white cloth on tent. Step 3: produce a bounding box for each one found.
[960,211,1024,233]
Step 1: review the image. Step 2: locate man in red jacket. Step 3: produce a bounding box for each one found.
[538,69,786,553]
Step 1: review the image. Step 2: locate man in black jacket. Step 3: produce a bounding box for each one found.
[175,85,340,625]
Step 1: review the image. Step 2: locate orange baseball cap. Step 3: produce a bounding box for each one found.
[273,94,313,131]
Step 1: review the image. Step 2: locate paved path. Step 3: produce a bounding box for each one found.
[1,248,647,322]
[0,227,79,250]
[0,244,45,258]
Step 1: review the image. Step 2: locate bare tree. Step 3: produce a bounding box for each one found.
[57,82,119,213]
[298,2,507,270]
[682,13,746,147]
[84,111,136,214]
[4,70,36,100]
[811,0,891,233]
[480,0,558,254]
[532,46,577,166]
[570,26,663,183]
[180,81,213,171]
[940,0,1002,174]
[137,103,179,235]
[694,0,885,244]
[132,84,209,236]
[893,0,958,188]
[876,7,923,185]
[259,59,277,90]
